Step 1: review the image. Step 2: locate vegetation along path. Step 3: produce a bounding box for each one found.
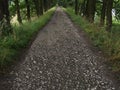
[0,7,120,90]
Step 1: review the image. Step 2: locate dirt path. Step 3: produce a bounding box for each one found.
[0,7,119,90]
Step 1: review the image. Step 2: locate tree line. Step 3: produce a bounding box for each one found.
[58,0,120,31]
[0,0,54,35]
[0,0,120,35]
[75,0,120,31]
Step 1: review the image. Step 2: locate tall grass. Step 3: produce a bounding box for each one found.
[64,7,120,73]
[0,7,56,68]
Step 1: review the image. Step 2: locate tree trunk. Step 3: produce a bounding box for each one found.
[39,0,43,15]
[100,0,107,26]
[0,0,10,25]
[0,0,12,35]
[84,0,89,17]
[0,0,4,21]
[33,0,40,17]
[80,0,87,16]
[43,0,48,12]
[48,0,52,9]
[15,0,22,24]
[84,0,96,22]
[25,0,31,21]
[4,0,10,25]
[75,0,78,15]
[106,0,113,31]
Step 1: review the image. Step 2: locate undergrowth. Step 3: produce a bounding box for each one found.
[0,7,55,68]
[64,7,120,74]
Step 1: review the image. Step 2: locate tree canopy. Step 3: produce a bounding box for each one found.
[0,0,120,35]
[59,0,120,30]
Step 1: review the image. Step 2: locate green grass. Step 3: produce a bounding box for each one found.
[0,7,56,68]
[64,7,120,74]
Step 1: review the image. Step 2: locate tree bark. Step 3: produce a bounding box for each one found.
[48,0,52,9]
[0,0,10,25]
[84,0,96,23]
[100,0,107,26]
[0,0,4,21]
[106,0,113,31]
[0,0,12,35]
[43,0,48,12]
[33,0,40,17]
[39,0,43,15]
[25,0,31,21]
[15,0,22,24]
[80,0,87,16]
[75,0,78,15]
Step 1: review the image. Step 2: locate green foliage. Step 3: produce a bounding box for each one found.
[0,18,12,36]
[0,7,55,68]
[58,0,74,7]
[65,7,120,73]
[9,0,40,21]
[114,2,120,20]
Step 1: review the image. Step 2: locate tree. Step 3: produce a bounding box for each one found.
[14,0,23,24]
[75,0,78,15]
[106,0,114,31]
[79,0,87,16]
[0,0,4,21]
[43,0,48,11]
[33,0,39,16]
[39,0,43,15]
[0,0,10,25]
[0,0,12,35]
[114,0,120,20]
[33,0,43,16]
[85,0,96,22]
[100,0,107,25]
[25,0,31,21]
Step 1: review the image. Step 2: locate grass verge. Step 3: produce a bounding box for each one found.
[64,7,120,79]
[0,7,56,69]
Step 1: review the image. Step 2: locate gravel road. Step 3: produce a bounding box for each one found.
[0,7,119,90]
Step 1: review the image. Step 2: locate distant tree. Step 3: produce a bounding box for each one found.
[106,0,114,31]
[43,0,48,11]
[14,0,23,24]
[79,0,87,16]
[39,0,43,15]
[114,0,120,20]
[75,0,78,15]
[84,0,96,22]
[33,0,43,16]
[33,0,40,16]
[25,0,31,21]
[100,0,107,25]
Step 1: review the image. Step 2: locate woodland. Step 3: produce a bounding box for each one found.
[0,0,120,77]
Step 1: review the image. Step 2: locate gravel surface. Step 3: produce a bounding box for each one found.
[0,7,119,90]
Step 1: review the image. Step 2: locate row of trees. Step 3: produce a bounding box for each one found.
[61,0,120,31]
[0,0,54,35]
[0,0,119,34]
[74,0,120,30]
[57,0,120,30]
